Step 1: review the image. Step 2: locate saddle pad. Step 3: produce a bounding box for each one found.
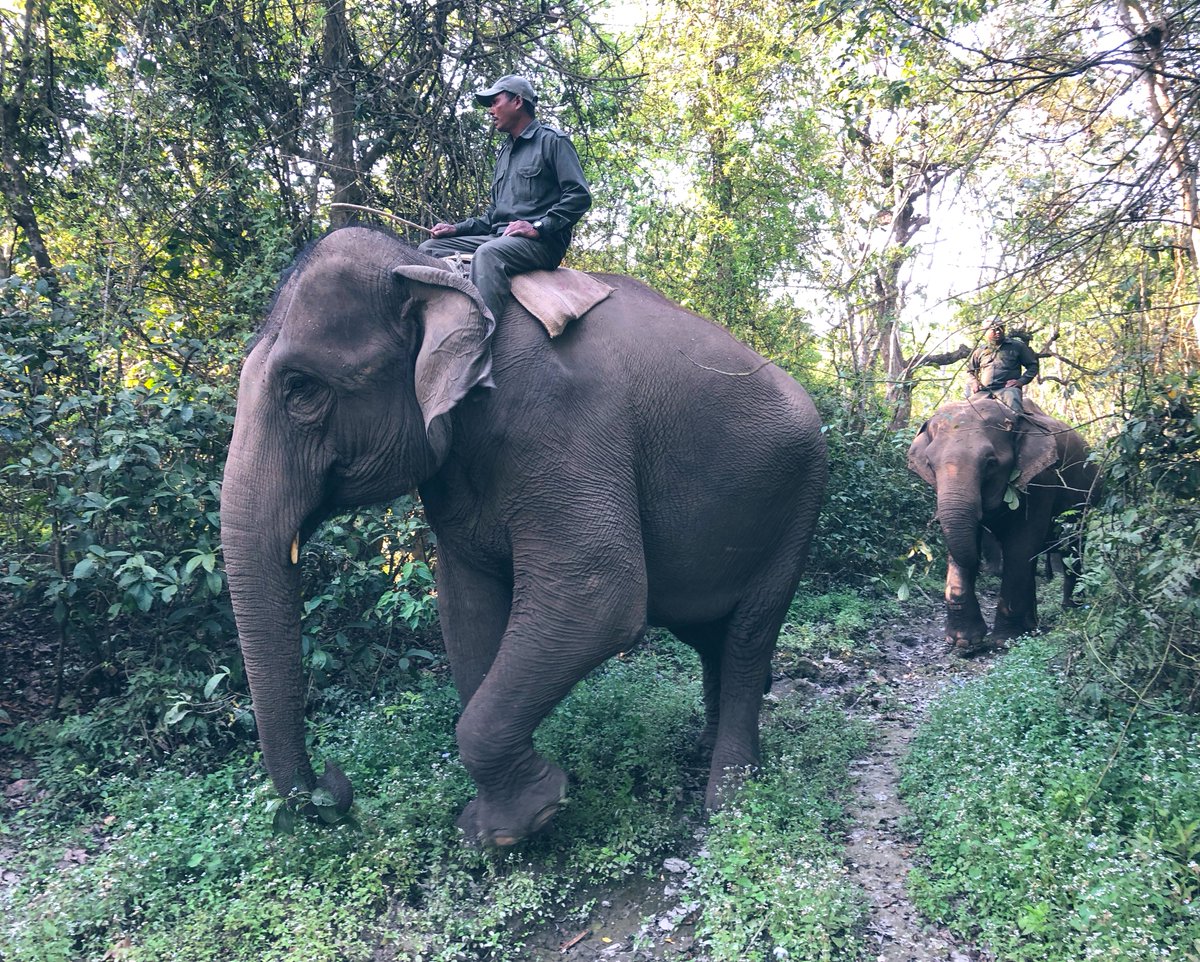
[511,268,614,337]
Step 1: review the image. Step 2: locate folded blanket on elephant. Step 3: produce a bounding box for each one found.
[511,269,614,337]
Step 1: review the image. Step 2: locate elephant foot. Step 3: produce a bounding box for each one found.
[456,763,569,847]
[944,606,988,656]
[949,635,1001,658]
[704,746,759,812]
[990,619,1035,641]
[944,627,989,654]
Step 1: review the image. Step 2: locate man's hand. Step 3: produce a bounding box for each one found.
[503,220,540,238]
[430,223,457,238]
[1004,379,1021,388]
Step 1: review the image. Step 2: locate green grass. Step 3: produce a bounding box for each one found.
[775,585,890,665]
[901,635,1200,962]
[690,699,871,961]
[1,595,879,962]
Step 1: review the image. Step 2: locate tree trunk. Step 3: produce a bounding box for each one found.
[1117,0,1200,351]
[324,0,365,226]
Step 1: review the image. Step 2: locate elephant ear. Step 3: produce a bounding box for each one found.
[1015,419,1058,491]
[906,420,937,487]
[393,264,496,457]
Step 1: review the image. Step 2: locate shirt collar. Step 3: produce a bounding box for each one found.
[514,118,542,141]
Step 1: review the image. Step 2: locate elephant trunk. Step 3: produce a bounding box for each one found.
[936,490,982,576]
[220,438,353,814]
[935,486,989,648]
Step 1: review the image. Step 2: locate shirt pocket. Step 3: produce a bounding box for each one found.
[513,161,544,204]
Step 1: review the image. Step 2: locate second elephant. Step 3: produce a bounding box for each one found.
[907,398,1099,652]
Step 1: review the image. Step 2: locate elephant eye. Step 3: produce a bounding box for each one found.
[282,371,332,422]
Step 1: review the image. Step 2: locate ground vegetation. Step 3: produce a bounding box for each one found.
[1,0,1198,958]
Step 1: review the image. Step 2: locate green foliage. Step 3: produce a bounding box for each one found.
[902,636,1200,961]
[689,700,871,961]
[0,276,237,698]
[2,610,874,962]
[775,584,891,669]
[1071,373,1200,707]
[580,0,831,366]
[0,649,699,961]
[0,272,444,775]
[810,400,935,585]
[296,498,441,690]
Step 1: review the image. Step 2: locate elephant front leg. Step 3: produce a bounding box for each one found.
[944,558,989,652]
[992,550,1039,639]
[453,553,648,846]
[435,547,513,706]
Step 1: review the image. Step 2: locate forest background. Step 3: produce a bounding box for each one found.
[1,0,1199,960]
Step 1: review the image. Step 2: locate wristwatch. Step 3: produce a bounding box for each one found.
[533,220,544,230]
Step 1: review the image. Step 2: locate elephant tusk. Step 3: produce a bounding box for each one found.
[290,536,299,565]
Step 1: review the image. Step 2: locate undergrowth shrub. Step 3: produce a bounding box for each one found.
[0,277,440,774]
[2,600,874,962]
[689,699,871,962]
[0,277,237,700]
[902,636,1200,961]
[775,585,891,667]
[0,646,705,962]
[1070,373,1200,708]
[811,402,933,586]
[296,498,440,689]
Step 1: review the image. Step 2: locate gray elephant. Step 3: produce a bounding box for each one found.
[220,226,827,846]
[907,397,1098,653]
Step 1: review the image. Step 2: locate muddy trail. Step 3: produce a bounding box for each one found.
[521,596,1000,962]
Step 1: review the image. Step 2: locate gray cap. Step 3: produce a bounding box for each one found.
[475,75,537,106]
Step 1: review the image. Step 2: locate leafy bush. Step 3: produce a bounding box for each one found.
[902,636,1200,961]
[776,585,891,666]
[0,278,244,755]
[296,498,441,690]
[0,647,705,962]
[1070,373,1200,707]
[809,399,935,586]
[0,276,442,776]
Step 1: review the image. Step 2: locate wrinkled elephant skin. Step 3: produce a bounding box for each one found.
[907,398,1098,653]
[221,227,828,845]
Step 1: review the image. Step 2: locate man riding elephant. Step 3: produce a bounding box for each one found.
[419,75,592,324]
[966,320,1040,414]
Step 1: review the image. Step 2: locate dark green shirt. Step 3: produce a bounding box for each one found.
[454,119,592,258]
[968,337,1039,389]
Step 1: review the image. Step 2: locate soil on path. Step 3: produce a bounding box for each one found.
[526,596,1001,962]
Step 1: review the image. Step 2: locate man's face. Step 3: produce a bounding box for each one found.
[486,92,525,135]
[986,325,1004,346]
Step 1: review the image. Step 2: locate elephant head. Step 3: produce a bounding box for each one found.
[220,227,493,811]
[907,398,1058,647]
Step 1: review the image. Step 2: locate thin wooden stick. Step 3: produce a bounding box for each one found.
[329,203,434,233]
[559,929,590,952]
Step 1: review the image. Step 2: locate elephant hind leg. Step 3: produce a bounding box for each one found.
[670,619,730,753]
[701,596,795,811]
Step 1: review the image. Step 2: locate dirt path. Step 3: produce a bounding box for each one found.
[840,602,995,962]
[531,597,999,962]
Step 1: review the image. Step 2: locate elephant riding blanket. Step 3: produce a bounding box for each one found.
[907,397,1098,654]
[221,226,828,845]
